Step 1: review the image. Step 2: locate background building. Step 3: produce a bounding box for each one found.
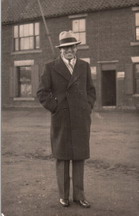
[2,0,139,110]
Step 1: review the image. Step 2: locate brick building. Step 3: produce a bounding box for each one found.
[2,0,139,110]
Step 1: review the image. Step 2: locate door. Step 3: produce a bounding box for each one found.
[102,70,116,106]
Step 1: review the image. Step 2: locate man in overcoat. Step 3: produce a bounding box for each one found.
[37,31,96,208]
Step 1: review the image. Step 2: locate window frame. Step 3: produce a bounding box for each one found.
[16,65,32,98]
[13,22,40,51]
[12,60,36,101]
[72,18,86,45]
[135,12,139,41]
[134,63,139,94]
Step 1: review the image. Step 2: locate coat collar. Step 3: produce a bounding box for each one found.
[53,56,82,89]
[54,57,71,81]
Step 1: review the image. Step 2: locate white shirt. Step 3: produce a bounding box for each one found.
[61,55,76,74]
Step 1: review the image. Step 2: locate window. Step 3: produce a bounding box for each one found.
[17,66,32,97]
[134,63,139,94]
[10,60,39,99]
[135,12,139,41]
[14,22,40,51]
[72,19,86,44]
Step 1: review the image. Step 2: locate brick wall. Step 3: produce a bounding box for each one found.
[2,7,139,109]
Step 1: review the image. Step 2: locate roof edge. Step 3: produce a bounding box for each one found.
[2,4,139,25]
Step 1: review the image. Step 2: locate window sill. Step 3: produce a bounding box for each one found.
[130,42,139,46]
[13,97,35,101]
[11,50,42,55]
[78,45,89,50]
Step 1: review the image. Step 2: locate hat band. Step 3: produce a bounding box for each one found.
[60,37,77,45]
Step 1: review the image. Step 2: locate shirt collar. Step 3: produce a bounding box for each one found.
[61,54,76,65]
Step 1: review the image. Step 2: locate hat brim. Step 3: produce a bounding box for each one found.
[55,41,81,48]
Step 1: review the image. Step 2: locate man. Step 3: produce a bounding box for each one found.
[37,31,96,208]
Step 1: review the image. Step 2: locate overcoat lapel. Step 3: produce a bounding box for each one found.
[67,59,81,89]
[54,57,82,89]
[54,57,71,81]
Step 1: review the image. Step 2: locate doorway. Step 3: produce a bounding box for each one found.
[102,70,116,106]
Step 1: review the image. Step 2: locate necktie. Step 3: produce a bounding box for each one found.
[68,60,74,72]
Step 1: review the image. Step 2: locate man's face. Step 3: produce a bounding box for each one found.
[60,45,77,60]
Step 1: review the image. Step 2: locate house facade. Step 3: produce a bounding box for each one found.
[2,0,139,110]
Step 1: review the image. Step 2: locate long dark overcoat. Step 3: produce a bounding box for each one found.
[37,57,96,160]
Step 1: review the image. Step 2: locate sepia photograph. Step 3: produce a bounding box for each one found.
[1,0,139,215]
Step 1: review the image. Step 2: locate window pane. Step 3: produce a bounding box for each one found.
[135,64,139,73]
[79,19,85,31]
[135,79,139,94]
[74,33,80,41]
[79,32,86,44]
[19,25,24,37]
[29,23,33,36]
[136,27,139,40]
[35,36,40,48]
[135,64,139,79]
[29,37,34,49]
[72,20,79,32]
[15,39,19,51]
[20,24,33,37]
[19,66,32,97]
[14,25,18,38]
[20,38,29,49]
[135,13,139,26]
[135,64,139,94]
[23,24,29,37]
[35,23,39,35]
[20,38,25,50]
[20,37,34,50]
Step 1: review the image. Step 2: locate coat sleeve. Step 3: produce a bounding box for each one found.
[86,63,96,109]
[36,64,58,113]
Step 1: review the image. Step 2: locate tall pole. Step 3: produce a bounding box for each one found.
[37,0,56,59]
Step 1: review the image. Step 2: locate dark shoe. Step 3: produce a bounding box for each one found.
[74,200,91,208]
[60,198,69,207]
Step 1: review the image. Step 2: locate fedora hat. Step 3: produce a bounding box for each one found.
[56,30,81,48]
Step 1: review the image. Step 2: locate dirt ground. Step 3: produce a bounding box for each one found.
[1,108,139,216]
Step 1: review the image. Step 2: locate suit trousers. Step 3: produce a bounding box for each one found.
[56,159,85,200]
